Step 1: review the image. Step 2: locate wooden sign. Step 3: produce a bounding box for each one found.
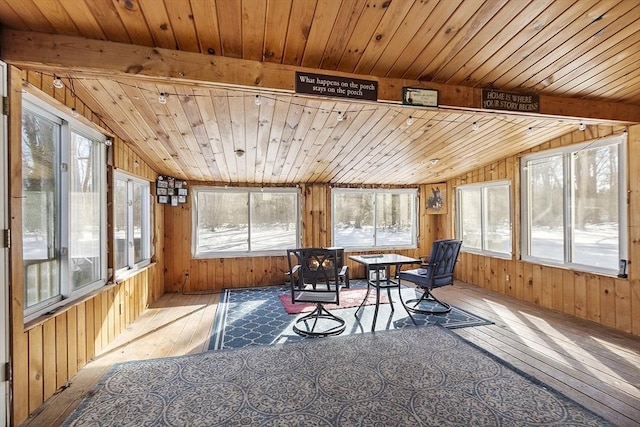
[482,89,539,113]
[402,87,439,108]
[295,72,378,101]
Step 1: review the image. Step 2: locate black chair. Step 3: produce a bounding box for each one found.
[287,248,346,337]
[287,247,349,289]
[398,239,462,314]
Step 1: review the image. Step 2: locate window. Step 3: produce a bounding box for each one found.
[114,172,151,276]
[521,135,626,274]
[456,181,512,257]
[22,93,107,320]
[193,187,300,257]
[332,188,417,249]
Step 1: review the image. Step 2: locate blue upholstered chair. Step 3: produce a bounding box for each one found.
[398,239,462,314]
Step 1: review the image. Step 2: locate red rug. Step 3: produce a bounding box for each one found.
[279,287,390,314]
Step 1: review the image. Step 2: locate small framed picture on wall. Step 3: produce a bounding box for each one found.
[426,183,447,214]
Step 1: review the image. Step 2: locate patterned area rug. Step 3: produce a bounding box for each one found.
[62,326,612,426]
[278,286,389,314]
[209,281,493,350]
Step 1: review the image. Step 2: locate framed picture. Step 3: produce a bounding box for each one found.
[167,188,175,196]
[175,180,183,189]
[158,195,168,204]
[178,195,187,203]
[167,177,175,188]
[426,183,447,214]
[178,188,188,196]
[156,187,168,196]
[171,196,179,206]
[156,179,168,189]
[402,87,439,108]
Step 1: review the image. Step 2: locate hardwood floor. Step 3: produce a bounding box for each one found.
[443,282,640,427]
[20,282,640,427]
[19,291,222,427]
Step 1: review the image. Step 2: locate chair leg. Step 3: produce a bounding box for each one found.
[404,288,451,314]
[293,303,346,337]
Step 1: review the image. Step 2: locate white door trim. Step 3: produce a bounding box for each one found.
[0,60,10,427]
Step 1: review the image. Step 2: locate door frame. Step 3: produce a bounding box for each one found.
[0,60,10,427]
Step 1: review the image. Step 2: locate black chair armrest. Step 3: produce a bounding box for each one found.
[287,264,302,290]
[338,265,350,288]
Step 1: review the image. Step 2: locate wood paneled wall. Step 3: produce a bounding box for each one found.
[22,270,157,417]
[440,125,640,336]
[163,183,438,293]
[8,67,164,425]
[9,64,636,427]
[163,124,639,333]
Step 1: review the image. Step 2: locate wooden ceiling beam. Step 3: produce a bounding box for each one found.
[2,29,639,124]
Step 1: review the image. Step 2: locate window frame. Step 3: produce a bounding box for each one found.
[191,186,301,258]
[456,180,512,259]
[331,187,418,251]
[520,134,627,275]
[114,171,152,279]
[23,92,108,322]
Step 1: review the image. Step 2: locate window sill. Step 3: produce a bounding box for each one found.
[24,281,116,332]
[461,248,512,260]
[24,262,156,332]
[114,260,153,283]
[337,246,417,252]
[193,250,289,259]
[520,256,621,279]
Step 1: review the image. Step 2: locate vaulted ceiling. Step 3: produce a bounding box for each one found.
[1,0,639,184]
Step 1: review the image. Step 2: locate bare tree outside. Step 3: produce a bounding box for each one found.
[333,190,415,248]
[22,109,59,307]
[195,189,298,254]
[524,141,620,271]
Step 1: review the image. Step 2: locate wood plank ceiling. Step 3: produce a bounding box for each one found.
[1,0,639,185]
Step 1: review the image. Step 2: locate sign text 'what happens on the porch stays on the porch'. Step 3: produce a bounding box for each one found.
[295,72,378,101]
